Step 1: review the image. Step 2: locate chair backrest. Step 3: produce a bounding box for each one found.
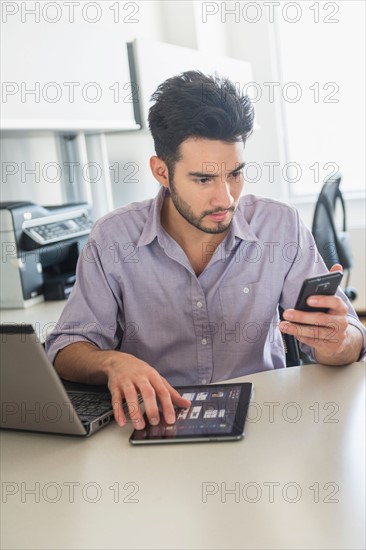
[312,174,353,270]
[279,307,301,367]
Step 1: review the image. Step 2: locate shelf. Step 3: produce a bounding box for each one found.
[1,120,141,134]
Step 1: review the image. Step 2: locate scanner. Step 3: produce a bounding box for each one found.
[0,202,93,308]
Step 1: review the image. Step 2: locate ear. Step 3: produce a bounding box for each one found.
[150,156,170,189]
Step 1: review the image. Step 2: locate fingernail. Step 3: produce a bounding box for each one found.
[167,414,175,423]
[284,311,294,320]
[150,417,159,425]
[308,297,318,304]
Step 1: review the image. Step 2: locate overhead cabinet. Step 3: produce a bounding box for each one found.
[1,12,139,132]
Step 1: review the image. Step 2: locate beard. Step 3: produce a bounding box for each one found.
[168,177,235,234]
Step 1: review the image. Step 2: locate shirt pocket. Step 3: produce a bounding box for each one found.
[218,282,274,351]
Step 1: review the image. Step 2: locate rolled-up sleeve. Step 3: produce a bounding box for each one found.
[45,227,123,364]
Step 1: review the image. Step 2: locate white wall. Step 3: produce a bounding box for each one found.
[107,0,289,207]
[276,0,365,196]
[1,131,66,205]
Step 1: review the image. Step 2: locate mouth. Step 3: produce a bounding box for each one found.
[207,210,229,222]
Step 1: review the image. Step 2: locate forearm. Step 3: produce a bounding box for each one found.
[54,342,127,385]
[314,324,364,366]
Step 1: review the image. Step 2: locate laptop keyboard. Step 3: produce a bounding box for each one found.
[68,392,113,421]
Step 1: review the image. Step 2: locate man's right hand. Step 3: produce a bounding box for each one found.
[54,343,190,430]
[105,353,191,429]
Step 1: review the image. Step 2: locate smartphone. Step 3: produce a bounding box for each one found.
[294,271,343,313]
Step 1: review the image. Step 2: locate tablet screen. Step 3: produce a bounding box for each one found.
[129,382,253,444]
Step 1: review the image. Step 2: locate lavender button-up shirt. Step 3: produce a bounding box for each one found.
[46,187,366,385]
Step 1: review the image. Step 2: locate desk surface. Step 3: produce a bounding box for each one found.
[0,301,67,341]
[1,362,365,550]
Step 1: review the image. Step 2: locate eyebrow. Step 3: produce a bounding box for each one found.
[188,162,246,179]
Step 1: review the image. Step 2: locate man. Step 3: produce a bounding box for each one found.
[46,71,365,430]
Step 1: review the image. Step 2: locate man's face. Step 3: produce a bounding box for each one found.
[167,138,245,234]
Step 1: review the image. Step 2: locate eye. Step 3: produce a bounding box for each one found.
[228,171,243,182]
[195,177,211,185]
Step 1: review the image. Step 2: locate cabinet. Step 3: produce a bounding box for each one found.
[129,38,254,129]
[1,11,139,132]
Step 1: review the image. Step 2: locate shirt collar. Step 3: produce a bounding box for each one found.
[137,186,167,247]
[137,187,259,248]
[229,202,259,242]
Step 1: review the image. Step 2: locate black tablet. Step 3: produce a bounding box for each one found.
[129,382,253,445]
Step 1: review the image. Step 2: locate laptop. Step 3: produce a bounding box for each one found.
[0,324,120,437]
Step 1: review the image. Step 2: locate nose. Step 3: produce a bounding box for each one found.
[211,180,235,210]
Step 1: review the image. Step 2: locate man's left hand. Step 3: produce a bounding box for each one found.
[279,264,362,364]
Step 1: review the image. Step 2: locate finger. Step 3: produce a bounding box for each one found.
[330,263,343,273]
[152,377,177,424]
[171,389,191,408]
[285,332,344,351]
[110,389,127,427]
[284,297,348,324]
[305,295,348,315]
[279,320,347,344]
[123,384,145,430]
[137,381,160,426]
[160,378,192,409]
[286,333,322,347]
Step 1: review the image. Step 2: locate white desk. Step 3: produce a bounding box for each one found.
[0,301,67,341]
[1,362,365,550]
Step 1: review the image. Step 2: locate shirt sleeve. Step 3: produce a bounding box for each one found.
[279,208,366,362]
[45,225,124,364]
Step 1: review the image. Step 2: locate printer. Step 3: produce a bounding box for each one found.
[0,202,93,308]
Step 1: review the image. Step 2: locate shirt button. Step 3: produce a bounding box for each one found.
[201,338,208,345]
[243,287,250,294]
[196,301,203,308]
[201,379,207,384]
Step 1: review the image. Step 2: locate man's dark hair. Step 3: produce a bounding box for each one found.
[148,70,255,174]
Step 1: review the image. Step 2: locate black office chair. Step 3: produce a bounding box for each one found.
[312,174,357,302]
[279,307,302,367]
